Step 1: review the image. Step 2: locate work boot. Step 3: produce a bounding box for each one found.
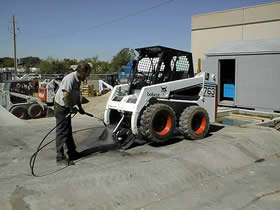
[67,150,82,161]
[56,153,66,163]
[56,148,66,161]
[56,157,75,166]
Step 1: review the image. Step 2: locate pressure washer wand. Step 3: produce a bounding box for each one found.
[84,112,106,126]
[85,112,93,117]
[68,109,105,125]
[66,111,93,118]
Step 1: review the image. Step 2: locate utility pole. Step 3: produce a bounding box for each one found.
[13,15,17,76]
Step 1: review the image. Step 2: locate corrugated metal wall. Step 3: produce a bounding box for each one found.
[202,54,280,112]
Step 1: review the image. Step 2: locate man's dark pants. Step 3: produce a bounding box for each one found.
[54,103,77,160]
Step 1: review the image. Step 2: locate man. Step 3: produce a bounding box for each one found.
[54,63,91,165]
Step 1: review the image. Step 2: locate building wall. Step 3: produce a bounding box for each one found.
[202,54,280,112]
[192,2,280,72]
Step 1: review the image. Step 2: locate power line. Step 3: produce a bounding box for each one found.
[8,18,20,37]
[8,18,13,35]
[40,0,175,40]
[87,0,175,31]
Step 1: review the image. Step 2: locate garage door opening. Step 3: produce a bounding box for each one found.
[219,59,235,102]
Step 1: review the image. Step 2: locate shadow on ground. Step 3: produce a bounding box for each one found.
[33,124,225,177]
[77,124,225,156]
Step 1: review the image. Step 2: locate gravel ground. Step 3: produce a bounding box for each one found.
[0,92,280,209]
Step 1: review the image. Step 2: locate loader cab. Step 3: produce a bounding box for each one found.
[128,46,194,92]
[3,80,39,104]
[4,80,38,95]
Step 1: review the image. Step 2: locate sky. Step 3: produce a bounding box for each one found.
[0,0,279,61]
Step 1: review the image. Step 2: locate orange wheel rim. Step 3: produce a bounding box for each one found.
[194,116,206,134]
[19,112,24,119]
[156,115,172,136]
[34,110,41,117]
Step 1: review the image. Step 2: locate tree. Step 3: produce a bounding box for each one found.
[38,57,68,74]
[20,56,41,68]
[0,47,137,74]
[18,56,41,72]
[63,58,78,70]
[0,57,14,68]
[38,59,53,74]
[96,61,112,74]
[111,48,136,73]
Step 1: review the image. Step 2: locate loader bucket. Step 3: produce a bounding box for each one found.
[98,125,118,142]
[77,125,119,158]
[78,124,136,158]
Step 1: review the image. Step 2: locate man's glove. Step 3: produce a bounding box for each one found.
[78,107,86,115]
[69,107,78,114]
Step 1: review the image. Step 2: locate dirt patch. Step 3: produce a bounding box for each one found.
[82,91,111,120]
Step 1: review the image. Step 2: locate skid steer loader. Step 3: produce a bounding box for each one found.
[104,46,217,144]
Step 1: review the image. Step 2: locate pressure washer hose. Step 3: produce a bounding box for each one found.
[29,112,104,177]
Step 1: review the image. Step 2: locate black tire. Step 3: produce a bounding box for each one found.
[140,103,176,143]
[46,102,54,106]
[10,106,27,119]
[28,104,43,119]
[179,106,210,140]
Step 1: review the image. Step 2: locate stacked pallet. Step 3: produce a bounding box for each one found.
[82,85,96,97]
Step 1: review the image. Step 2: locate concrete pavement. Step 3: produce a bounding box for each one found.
[0,106,25,127]
[0,110,280,209]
